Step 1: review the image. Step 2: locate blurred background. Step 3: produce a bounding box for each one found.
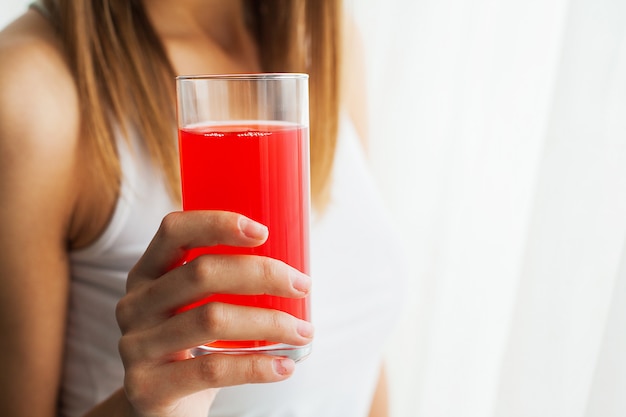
[2,1,625,416]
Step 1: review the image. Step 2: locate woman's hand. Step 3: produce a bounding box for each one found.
[115,211,313,417]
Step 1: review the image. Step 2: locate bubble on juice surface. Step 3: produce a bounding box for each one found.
[237,131,272,138]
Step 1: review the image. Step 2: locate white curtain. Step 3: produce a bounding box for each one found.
[3,1,625,416]
[347,0,626,416]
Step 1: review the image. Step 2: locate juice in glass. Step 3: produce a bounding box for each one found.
[177,122,311,345]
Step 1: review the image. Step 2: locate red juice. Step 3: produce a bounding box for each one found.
[177,122,310,349]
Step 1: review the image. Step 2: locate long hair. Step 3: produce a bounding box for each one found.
[43,0,341,210]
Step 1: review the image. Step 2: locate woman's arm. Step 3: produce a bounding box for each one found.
[0,13,82,417]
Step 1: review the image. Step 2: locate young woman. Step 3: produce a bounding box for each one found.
[0,1,404,416]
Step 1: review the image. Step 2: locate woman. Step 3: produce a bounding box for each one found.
[0,1,404,416]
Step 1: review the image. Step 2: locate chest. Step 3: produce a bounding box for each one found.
[164,36,261,76]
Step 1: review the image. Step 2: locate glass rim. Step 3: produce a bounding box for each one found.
[176,73,309,81]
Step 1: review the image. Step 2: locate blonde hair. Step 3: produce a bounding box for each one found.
[44,0,341,210]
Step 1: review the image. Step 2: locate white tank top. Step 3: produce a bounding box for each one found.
[61,118,406,417]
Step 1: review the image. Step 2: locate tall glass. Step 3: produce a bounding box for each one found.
[176,74,311,361]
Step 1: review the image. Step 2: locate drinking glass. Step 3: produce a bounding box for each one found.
[176,73,311,362]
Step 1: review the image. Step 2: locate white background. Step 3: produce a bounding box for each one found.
[3,1,626,416]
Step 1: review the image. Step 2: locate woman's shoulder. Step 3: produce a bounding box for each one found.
[0,10,80,162]
[0,10,82,240]
[0,9,70,76]
[0,10,78,141]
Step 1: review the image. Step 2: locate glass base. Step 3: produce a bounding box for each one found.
[190,343,312,363]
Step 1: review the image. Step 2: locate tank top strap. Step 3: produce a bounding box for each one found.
[29,0,52,20]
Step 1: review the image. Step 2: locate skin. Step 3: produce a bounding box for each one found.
[0,1,388,416]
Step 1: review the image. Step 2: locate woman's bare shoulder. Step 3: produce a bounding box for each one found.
[0,9,72,79]
[0,10,81,237]
[0,10,79,151]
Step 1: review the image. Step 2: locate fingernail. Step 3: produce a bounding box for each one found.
[273,358,295,376]
[290,270,311,294]
[239,217,268,240]
[297,320,314,339]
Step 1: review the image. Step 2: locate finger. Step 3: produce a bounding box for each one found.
[124,354,295,410]
[121,302,314,362]
[117,255,310,331]
[134,254,311,320]
[129,211,268,287]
